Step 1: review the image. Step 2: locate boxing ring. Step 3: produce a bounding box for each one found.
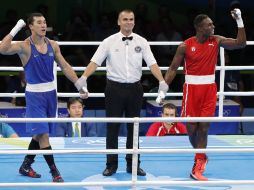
[0,41,254,189]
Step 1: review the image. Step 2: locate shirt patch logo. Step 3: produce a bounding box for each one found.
[208,43,214,46]
[191,47,196,52]
[134,46,141,53]
[49,52,54,56]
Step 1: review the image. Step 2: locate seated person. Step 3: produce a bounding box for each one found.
[146,103,187,136]
[0,122,19,138]
[56,97,96,137]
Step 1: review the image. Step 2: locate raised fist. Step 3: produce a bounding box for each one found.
[231,8,244,28]
[231,8,241,20]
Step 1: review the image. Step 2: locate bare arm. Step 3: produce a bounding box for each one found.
[0,34,24,55]
[0,19,25,55]
[217,27,246,50]
[52,41,78,83]
[149,63,164,82]
[74,61,98,99]
[82,61,98,78]
[164,43,185,85]
[217,9,246,50]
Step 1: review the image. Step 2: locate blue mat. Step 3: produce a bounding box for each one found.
[0,135,254,190]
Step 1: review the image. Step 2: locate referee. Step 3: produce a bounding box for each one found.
[76,9,168,176]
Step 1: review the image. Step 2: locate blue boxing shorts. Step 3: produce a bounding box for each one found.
[25,90,57,135]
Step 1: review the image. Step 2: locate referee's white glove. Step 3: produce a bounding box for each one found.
[231,8,244,28]
[75,76,89,99]
[10,19,26,37]
[156,80,168,105]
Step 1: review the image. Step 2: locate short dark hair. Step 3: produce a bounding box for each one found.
[27,12,44,25]
[67,97,84,109]
[162,103,177,116]
[118,9,134,19]
[193,14,208,29]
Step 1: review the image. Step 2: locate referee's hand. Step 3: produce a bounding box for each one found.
[80,87,89,99]
[156,81,168,105]
[75,76,89,99]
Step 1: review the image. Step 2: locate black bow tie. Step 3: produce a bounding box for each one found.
[122,36,133,41]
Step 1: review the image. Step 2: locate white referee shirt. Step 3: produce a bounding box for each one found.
[91,32,156,83]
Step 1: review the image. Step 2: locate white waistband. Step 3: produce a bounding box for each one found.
[185,75,215,84]
[26,81,55,92]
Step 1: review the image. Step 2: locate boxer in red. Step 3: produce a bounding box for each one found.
[164,9,246,180]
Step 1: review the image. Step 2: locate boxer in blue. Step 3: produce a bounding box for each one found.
[0,13,85,182]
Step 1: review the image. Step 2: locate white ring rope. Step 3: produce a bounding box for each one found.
[1,91,254,98]
[0,148,254,155]
[1,180,254,188]
[8,40,254,46]
[0,92,169,98]
[56,41,254,46]
[7,41,254,46]
[0,116,253,123]
[1,65,254,71]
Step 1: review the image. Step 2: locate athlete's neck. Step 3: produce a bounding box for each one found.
[31,35,46,46]
[195,33,209,44]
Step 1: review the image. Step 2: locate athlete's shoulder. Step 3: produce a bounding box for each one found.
[47,39,59,51]
[184,36,195,43]
[17,38,31,54]
[209,35,219,42]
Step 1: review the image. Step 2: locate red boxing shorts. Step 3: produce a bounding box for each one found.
[181,83,217,117]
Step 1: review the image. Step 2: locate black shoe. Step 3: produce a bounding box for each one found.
[126,167,146,176]
[19,158,41,178]
[102,167,117,176]
[50,165,64,183]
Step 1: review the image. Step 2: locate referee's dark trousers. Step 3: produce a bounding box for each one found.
[105,79,143,169]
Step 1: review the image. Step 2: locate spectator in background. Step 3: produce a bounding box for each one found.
[64,7,93,42]
[149,4,171,40]
[133,2,151,39]
[0,122,19,138]
[3,71,26,106]
[216,51,244,115]
[0,9,25,68]
[146,103,187,136]
[63,6,93,66]
[58,7,93,94]
[56,97,96,137]
[94,12,117,41]
[0,9,24,39]
[181,8,199,39]
[36,4,51,27]
[155,16,182,66]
